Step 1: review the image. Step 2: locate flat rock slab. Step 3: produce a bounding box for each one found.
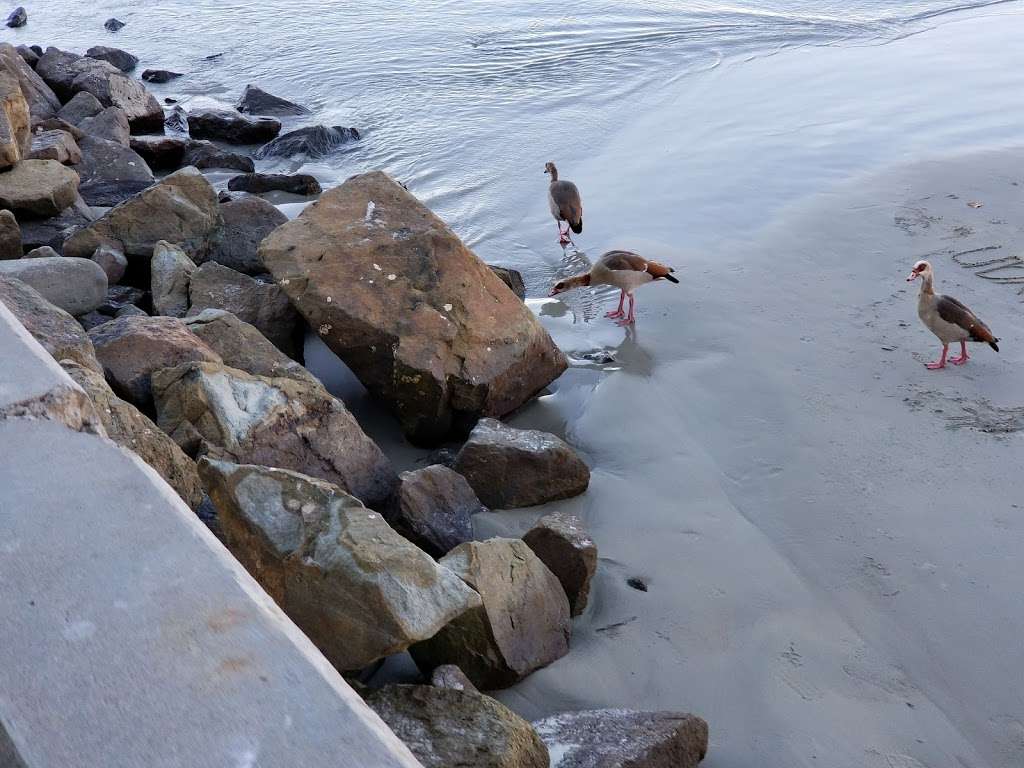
[199,459,481,671]
[0,256,106,316]
[29,129,82,165]
[386,464,485,558]
[259,170,567,445]
[532,710,709,768]
[454,418,590,508]
[366,684,548,768]
[523,512,597,617]
[0,158,80,217]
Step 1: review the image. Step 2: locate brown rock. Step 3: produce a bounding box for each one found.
[90,242,126,283]
[0,158,79,218]
[259,171,567,445]
[88,314,222,409]
[0,209,20,260]
[28,129,82,165]
[410,538,571,690]
[154,361,396,508]
[386,464,484,558]
[489,266,526,301]
[523,512,597,616]
[0,70,31,168]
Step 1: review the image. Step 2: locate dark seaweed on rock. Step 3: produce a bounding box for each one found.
[254,125,359,160]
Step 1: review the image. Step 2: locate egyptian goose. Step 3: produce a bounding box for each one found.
[544,162,583,246]
[906,259,999,369]
[550,249,678,325]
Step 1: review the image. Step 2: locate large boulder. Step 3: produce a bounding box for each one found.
[154,361,397,508]
[523,512,597,617]
[254,125,359,159]
[0,256,106,315]
[198,459,480,670]
[181,139,254,172]
[259,171,567,444]
[454,419,590,508]
[77,106,130,146]
[410,538,572,690]
[150,240,195,317]
[227,172,321,196]
[0,158,79,217]
[0,275,102,373]
[56,91,104,125]
[88,314,222,409]
[61,359,204,509]
[531,710,709,768]
[187,261,301,357]
[0,70,31,168]
[235,85,310,116]
[63,167,222,264]
[28,129,82,165]
[0,43,61,122]
[365,685,548,768]
[84,46,138,73]
[186,107,280,144]
[183,308,318,385]
[0,209,20,259]
[199,196,286,275]
[386,465,484,558]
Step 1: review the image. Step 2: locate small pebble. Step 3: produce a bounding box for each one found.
[627,577,648,592]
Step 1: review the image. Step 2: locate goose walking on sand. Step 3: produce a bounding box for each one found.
[906,259,999,369]
[545,162,583,246]
[550,249,678,325]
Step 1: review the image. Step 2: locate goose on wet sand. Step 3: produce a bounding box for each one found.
[906,259,999,369]
[545,162,582,246]
[550,249,678,325]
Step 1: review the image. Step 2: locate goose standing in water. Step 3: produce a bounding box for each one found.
[906,259,999,369]
[545,162,583,246]
[550,249,678,325]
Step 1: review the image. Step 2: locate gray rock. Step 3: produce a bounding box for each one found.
[88,314,222,409]
[410,538,572,690]
[0,158,79,217]
[28,128,82,165]
[0,43,61,122]
[56,91,103,125]
[164,103,188,133]
[254,125,358,159]
[0,209,20,260]
[198,459,480,671]
[74,135,154,206]
[523,512,597,616]
[187,261,301,357]
[129,134,188,170]
[104,17,126,31]
[98,284,145,315]
[531,710,709,768]
[228,172,321,196]
[77,106,130,146]
[187,107,281,144]
[0,256,106,315]
[150,240,195,317]
[76,309,110,331]
[15,44,38,68]
[386,465,484,558]
[490,266,526,300]
[430,664,478,693]
[454,419,590,508]
[200,195,286,274]
[141,69,182,84]
[85,46,138,73]
[235,84,310,116]
[23,245,60,259]
[16,202,91,253]
[181,139,254,172]
[31,115,84,139]
[156,361,397,508]
[115,303,147,319]
[5,6,26,28]
[90,242,127,284]
[366,684,548,768]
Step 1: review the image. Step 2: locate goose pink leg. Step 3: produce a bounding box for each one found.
[616,294,636,326]
[926,344,948,370]
[558,223,573,246]
[949,340,970,365]
[605,291,626,319]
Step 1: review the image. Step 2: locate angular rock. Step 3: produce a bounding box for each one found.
[77,178,154,207]
[410,538,571,690]
[187,261,301,357]
[490,266,526,301]
[98,284,145,315]
[430,664,478,693]
[454,419,590,508]
[88,314,222,409]
[254,125,358,160]
[523,512,597,616]
[61,359,204,509]
[200,195,285,274]
[31,115,84,139]
[85,46,138,73]
[181,139,254,172]
[77,105,130,146]
[63,167,222,264]
[386,464,484,558]
[235,84,310,116]
[0,209,20,259]
[366,685,548,768]
[15,44,38,68]
[74,135,154,206]
[35,47,94,101]
[5,6,26,27]
[116,303,147,319]
[141,69,182,84]
[16,201,91,253]
[531,710,709,768]
[227,172,321,196]
[28,128,81,164]
[164,103,188,133]
[129,134,188,170]
[0,256,106,315]
[0,70,30,168]
[155,361,397,507]
[183,308,317,385]
[104,17,126,32]
[90,242,127,283]
[198,459,479,670]
[0,275,102,373]
[0,158,79,217]
[76,310,110,331]
[187,107,280,144]
[259,171,568,444]
[151,239,195,317]
[56,90,103,125]
[23,245,60,258]
[0,43,61,122]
